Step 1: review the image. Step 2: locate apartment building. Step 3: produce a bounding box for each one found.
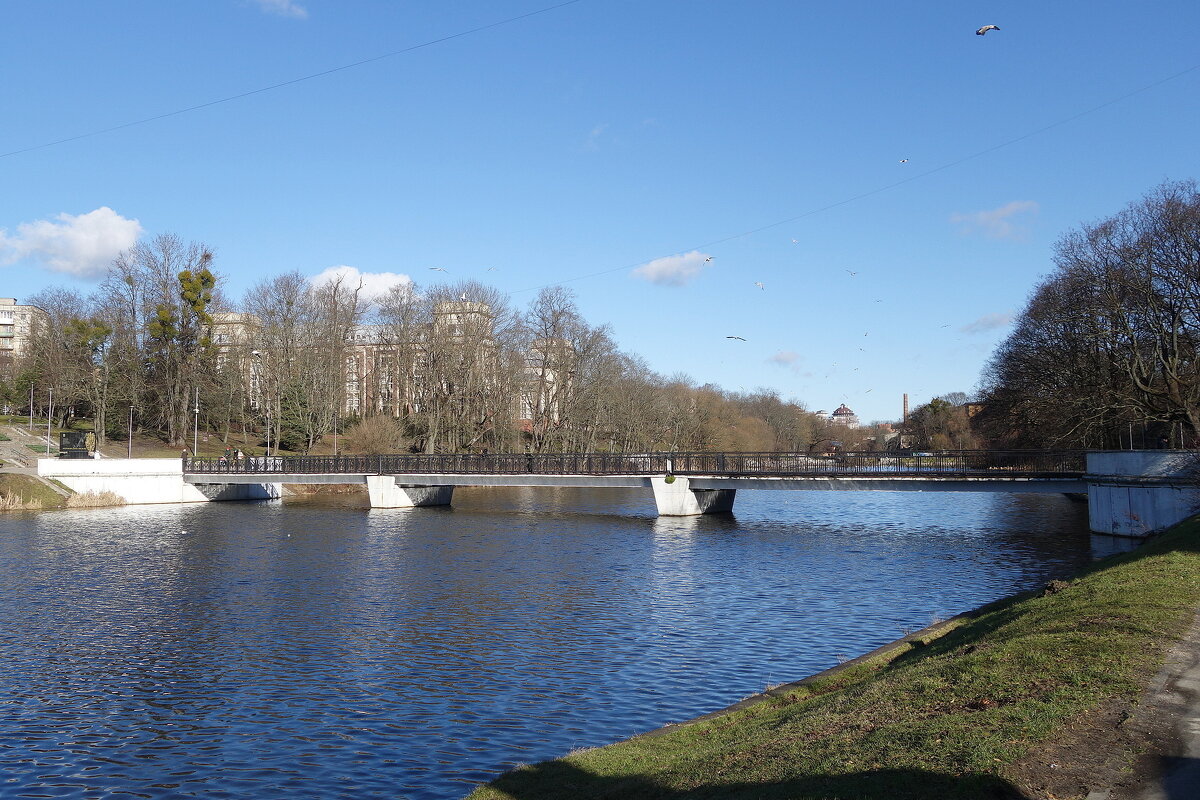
[0,297,49,371]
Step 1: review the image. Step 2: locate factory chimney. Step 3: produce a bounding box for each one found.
[903,393,909,423]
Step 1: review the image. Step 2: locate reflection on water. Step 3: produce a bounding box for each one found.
[0,488,1134,798]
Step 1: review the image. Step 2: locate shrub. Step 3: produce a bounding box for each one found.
[341,415,407,455]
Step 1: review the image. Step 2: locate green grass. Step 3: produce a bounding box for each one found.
[469,518,1200,800]
[24,444,52,454]
[0,474,66,509]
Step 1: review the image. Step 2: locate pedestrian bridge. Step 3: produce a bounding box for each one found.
[184,450,1089,516]
[36,449,1196,536]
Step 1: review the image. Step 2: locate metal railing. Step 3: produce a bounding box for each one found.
[185,450,1088,479]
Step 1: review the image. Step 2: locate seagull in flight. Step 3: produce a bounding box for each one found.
[899,158,909,163]
[429,267,447,272]
[726,336,746,341]
[845,269,858,277]
[976,25,1000,35]
[754,281,765,290]
[791,238,799,244]
[704,256,714,263]
[486,267,497,272]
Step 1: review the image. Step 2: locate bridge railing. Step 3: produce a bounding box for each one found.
[185,450,1087,478]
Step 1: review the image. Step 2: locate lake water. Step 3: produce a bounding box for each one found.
[0,487,1133,798]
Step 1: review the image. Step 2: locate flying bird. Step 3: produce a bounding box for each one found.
[791,238,799,244]
[754,282,765,290]
[899,159,909,163]
[704,256,714,262]
[976,25,1000,36]
[726,336,746,341]
[429,267,447,272]
[460,293,469,301]
[486,267,497,272]
[845,269,858,277]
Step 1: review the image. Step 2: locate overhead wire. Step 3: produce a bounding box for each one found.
[0,0,588,161]
[511,60,1200,295]
[2,5,1196,302]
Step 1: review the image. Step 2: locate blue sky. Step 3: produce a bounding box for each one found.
[2,1,1198,423]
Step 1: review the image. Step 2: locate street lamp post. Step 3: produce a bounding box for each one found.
[28,385,33,432]
[128,405,134,459]
[252,350,269,457]
[193,387,200,456]
[46,387,53,453]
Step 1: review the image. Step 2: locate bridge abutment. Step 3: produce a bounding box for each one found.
[1085,452,1199,537]
[39,458,282,504]
[650,476,736,516]
[366,476,455,509]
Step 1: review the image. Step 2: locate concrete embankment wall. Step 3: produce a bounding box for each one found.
[1087,451,1199,537]
[38,458,281,505]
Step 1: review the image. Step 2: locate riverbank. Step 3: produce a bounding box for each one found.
[468,517,1200,800]
[0,473,68,509]
[0,473,127,510]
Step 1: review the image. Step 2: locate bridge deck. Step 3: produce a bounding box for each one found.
[184,450,1087,493]
[182,471,1086,493]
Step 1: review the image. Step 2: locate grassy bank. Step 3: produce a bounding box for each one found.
[469,518,1200,800]
[0,473,67,510]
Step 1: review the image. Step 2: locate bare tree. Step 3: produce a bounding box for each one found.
[128,234,219,446]
[244,271,315,451]
[981,180,1200,447]
[418,281,521,453]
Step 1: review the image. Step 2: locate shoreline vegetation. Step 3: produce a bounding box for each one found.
[0,473,67,510]
[468,517,1200,800]
[0,474,125,510]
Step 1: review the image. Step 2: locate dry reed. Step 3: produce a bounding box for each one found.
[65,491,126,508]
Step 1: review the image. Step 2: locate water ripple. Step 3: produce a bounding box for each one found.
[0,489,1126,798]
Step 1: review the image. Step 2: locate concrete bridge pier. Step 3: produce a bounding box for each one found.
[366,476,454,509]
[650,475,736,516]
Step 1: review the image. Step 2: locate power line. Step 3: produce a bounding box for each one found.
[513,60,1200,295]
[0,0,588,161]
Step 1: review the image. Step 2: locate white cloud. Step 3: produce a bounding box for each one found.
[950,200,1039,240]
[252,0,308,19]
[768,351,801,367]
[0,207,142,278]
[311,265,413,301]
[631,251,712,287]
[960,311,1014,334]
